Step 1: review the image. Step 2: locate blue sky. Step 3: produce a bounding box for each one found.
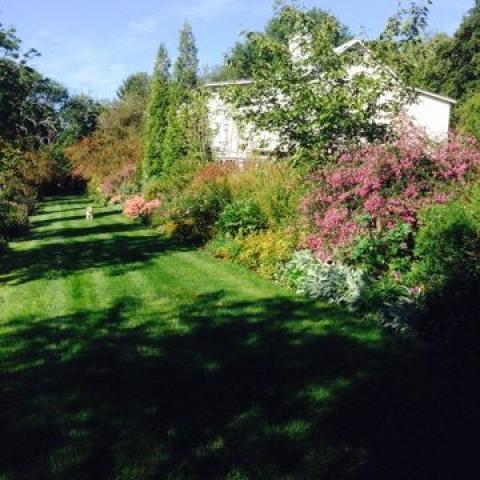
[0,0,474,99]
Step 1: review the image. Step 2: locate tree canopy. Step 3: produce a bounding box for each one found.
[222,5,411,159]
[443,0,480,99]
[207,6,352,81]
[117,72,151,101]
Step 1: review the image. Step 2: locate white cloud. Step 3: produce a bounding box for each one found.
[128,18,158,33]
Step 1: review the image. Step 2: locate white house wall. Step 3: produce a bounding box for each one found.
[205,38,456,160]
[207,87,454,161]
[208,92,279,162]
[406,92,452,140]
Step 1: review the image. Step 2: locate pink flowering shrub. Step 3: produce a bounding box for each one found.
[123,195,161,223]
[302,127,480,260]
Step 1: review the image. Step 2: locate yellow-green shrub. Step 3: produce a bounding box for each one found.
[228,160,305,227]
[235,228,298,279]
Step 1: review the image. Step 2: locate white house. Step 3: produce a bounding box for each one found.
[205,39,456,162]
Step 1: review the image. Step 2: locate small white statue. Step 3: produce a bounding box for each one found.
[85,206,94,220]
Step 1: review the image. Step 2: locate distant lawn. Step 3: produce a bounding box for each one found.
[0,197,479,479]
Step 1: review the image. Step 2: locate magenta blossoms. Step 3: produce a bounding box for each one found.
[302,127,480,259]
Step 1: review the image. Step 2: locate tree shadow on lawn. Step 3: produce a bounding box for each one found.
[36,206,88,215]
[32,210,119,228]
[1,292,479,479]
[0,233,186,285]
[35,196,90,213]
[31,223,138,241]
[0,212,189,285]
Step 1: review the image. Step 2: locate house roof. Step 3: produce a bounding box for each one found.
[203,39,457,105]
[414,88,456,105]
[333,39,457,105]
[333,38,366,55]
[204,79,253,88]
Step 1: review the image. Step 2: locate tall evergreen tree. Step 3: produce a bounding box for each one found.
[142,44,171,180]
[174,22,198,88]
[161,85,187,171]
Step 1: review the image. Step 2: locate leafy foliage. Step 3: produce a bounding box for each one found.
[212,6,351,81]
[457,93,480,142]
[155,180,232,244]
[350,223,413,276]
[381,0,432,45]
[117,72,150,101]
[397,193,480,341]
[216,200,267,237]
[227,160,304,227]
[0,201,29,239]
[406,0,480,103]
[439,0,480,100]
[223,5,409,157]
[66,93,145,194]
[406,33,454,95]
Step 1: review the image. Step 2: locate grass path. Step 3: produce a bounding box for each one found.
[0,197,479,479]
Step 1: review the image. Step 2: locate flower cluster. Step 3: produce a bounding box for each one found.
[302,127,480,259]
[123,195,161,221]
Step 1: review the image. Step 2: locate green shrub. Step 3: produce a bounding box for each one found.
[350,223,413,275]
[278,249,313,291]
[86,184,108,206]
[406,197,480,341]
[205,236,243,261]
[216,200,267,238]
[9,191,38,215]
[143,177,169,202]
[457,92,480,142]
[356,275,418,334]
[157,182,232,244]
[0,235,8,253]
[0,201,29,239]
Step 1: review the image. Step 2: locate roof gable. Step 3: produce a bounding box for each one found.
[204,39,457,104]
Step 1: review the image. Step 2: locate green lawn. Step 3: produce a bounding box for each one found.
[0,197,479,479]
